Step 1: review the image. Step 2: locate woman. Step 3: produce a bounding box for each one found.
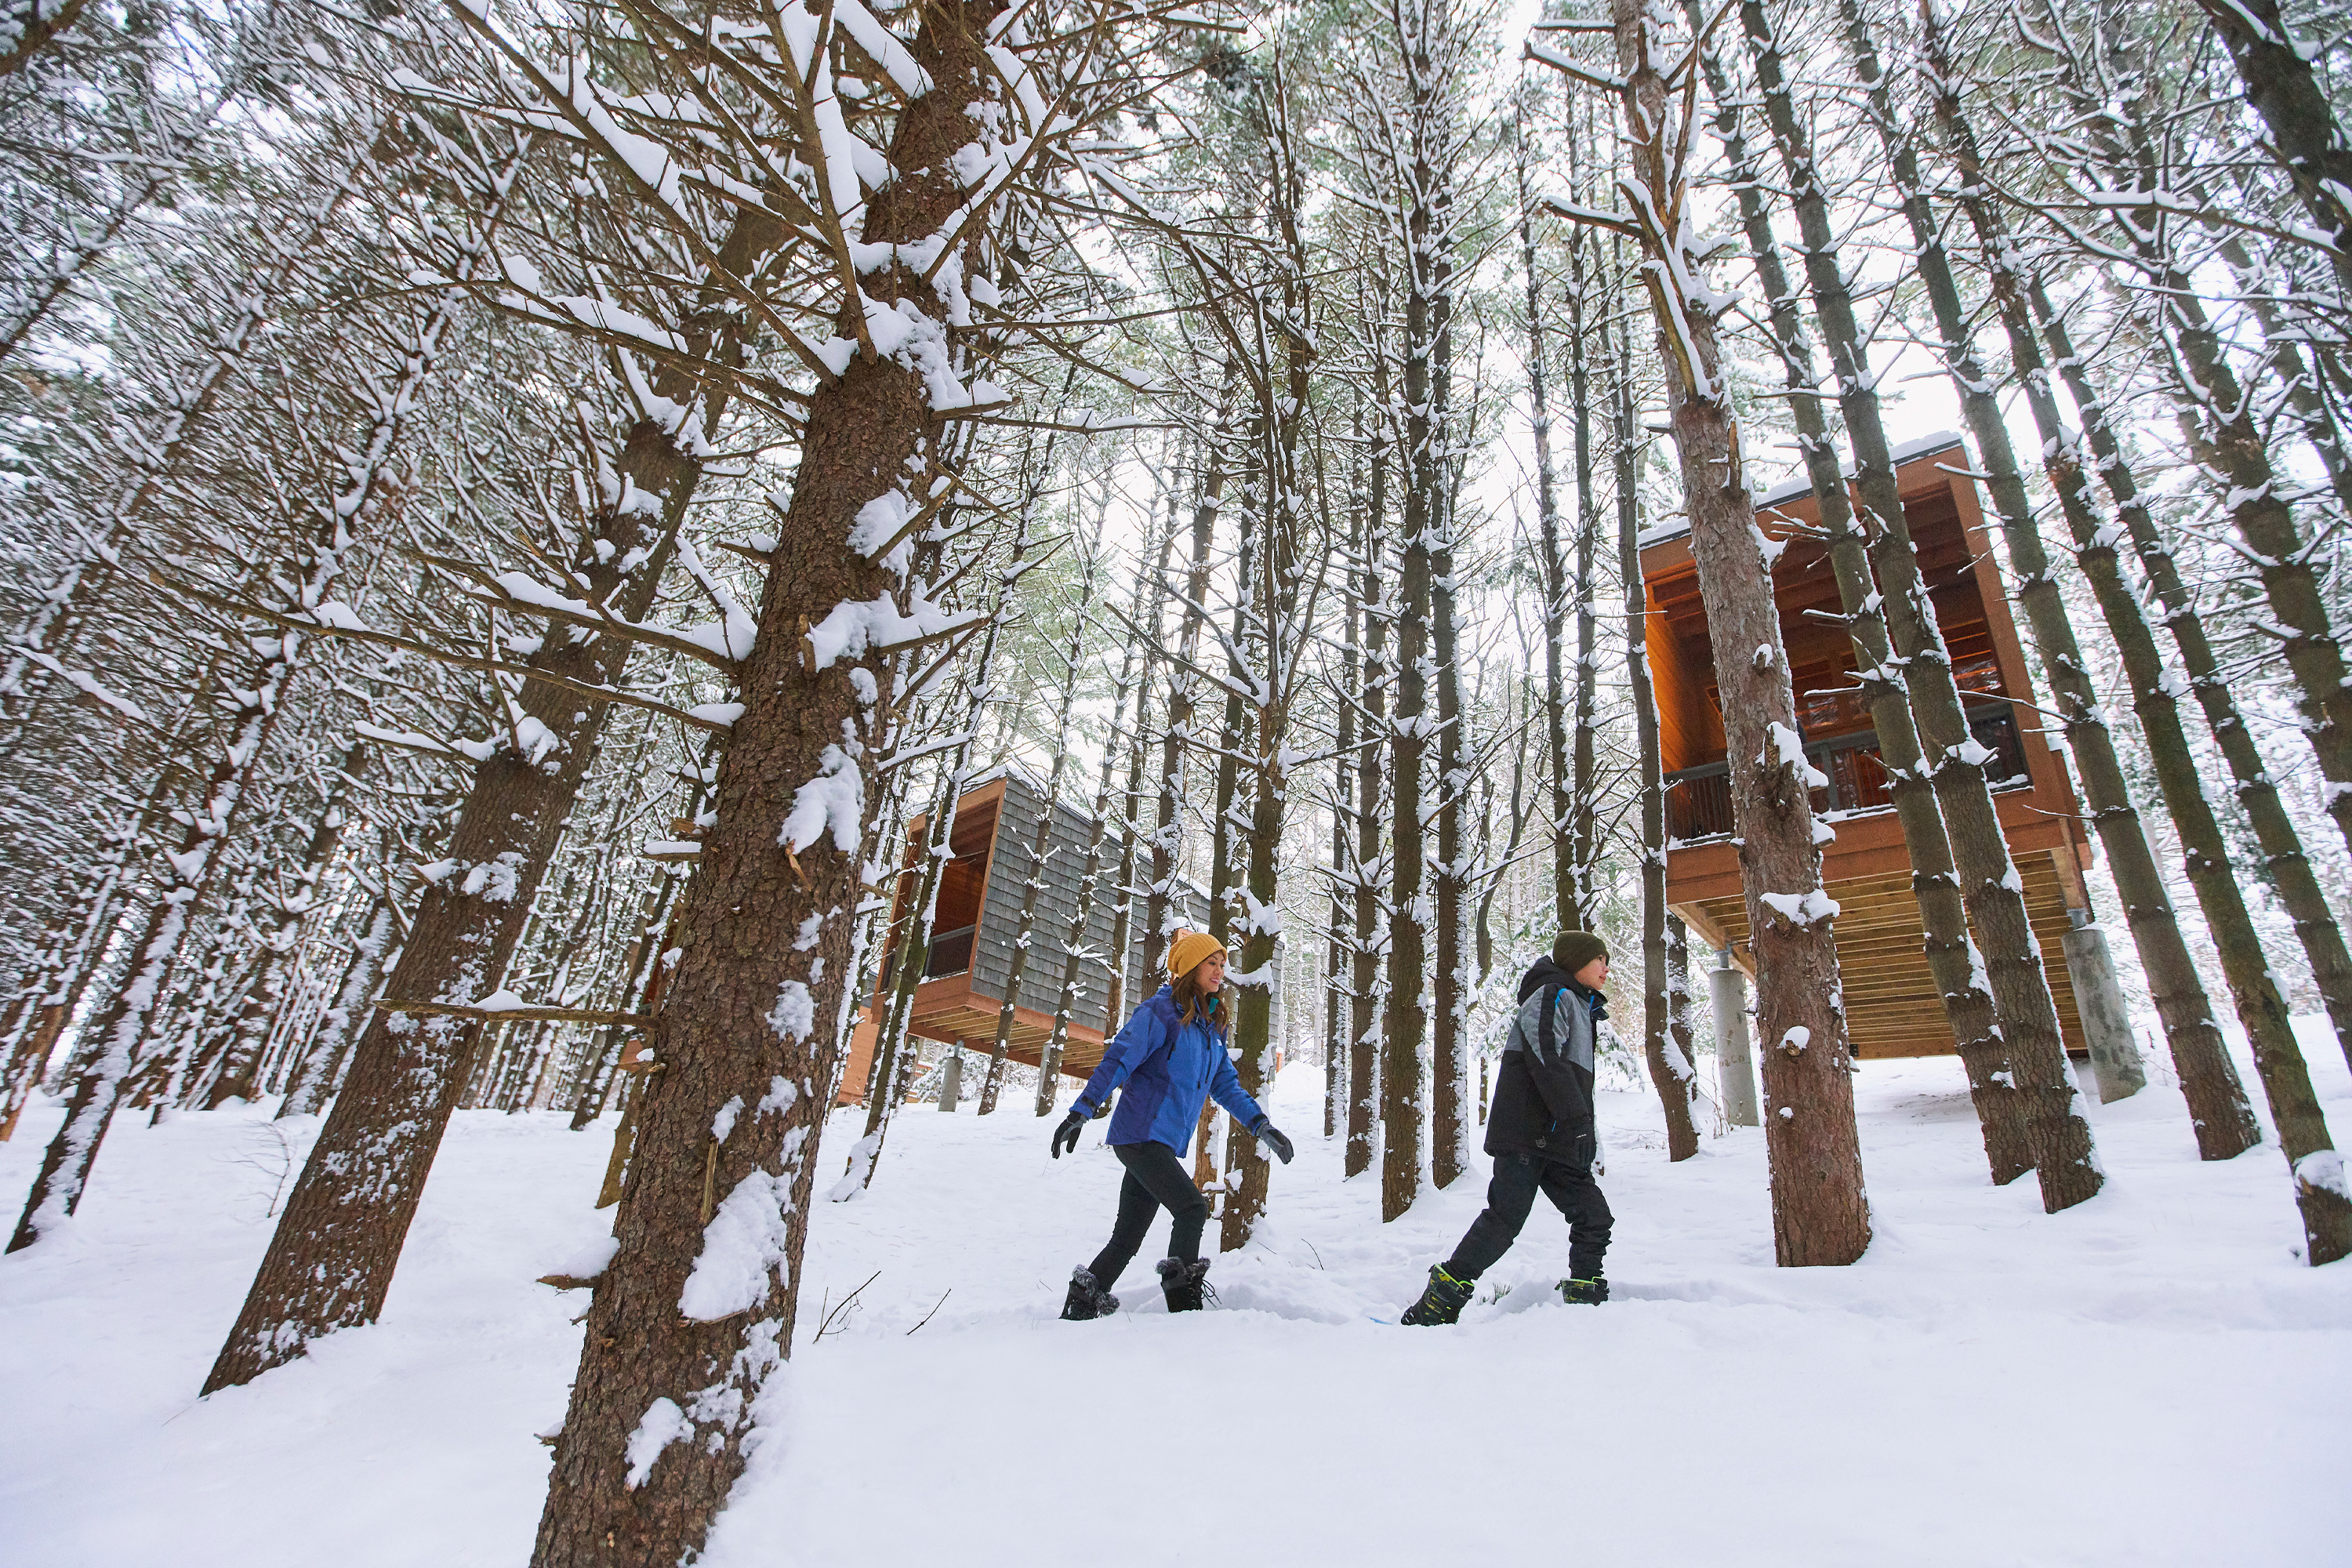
[1048,930,1294,1317]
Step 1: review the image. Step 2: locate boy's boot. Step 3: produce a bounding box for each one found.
[1400,1263,1474,1326]
[1156,1257,1213,1312]
[1060,1267,1120,1321]
[1558,1275,1609,1305]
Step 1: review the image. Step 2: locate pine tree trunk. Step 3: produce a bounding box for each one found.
[2031,3,2352,861]
[1685,7,2031,1183]
[1617,364,1697,1162]
[1146,394,1230,966]
[1516,124,1578,935]
[1846,0,2262,1163]
[1927,24,2344,1257]
[983,460,1098,1115]
[1750,0,2104,1211]
[0,0,91,78]
[2193,0,2352,296]
[1591,0,1867,1264]
[1327,440,1359,1142]
[568,876,676,1129]
[15,180,506,1242]
[279,900,397,1120]
[1566,123,1602,929]
[1348,380,1390,1181]
[1384,466,1428,1222]
[529,9,1009,1559]
[1222,223,1314,1243]
[2210,231,2352,522]
[206,745,372,1108]
[2019,261,2352,1073]
[1047,476,1174,1109]
[12,629,302,1251]
[199,203,724,1380]
[1430,448,1469,1190]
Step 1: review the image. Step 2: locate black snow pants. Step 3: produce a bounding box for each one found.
[1084,1140,1209,1287]
[1444,1151,1613,1283]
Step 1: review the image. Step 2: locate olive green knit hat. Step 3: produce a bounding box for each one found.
[1552,930,1608,976]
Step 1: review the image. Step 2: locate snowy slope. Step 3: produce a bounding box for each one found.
[4,1025,2349,1567]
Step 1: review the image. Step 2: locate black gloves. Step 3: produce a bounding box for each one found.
[1050,1109,1087,1159]
[1251,1119,1295,1165]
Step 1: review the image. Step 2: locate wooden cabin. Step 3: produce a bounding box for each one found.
[1640,433,2100,1059]
[837,767,1207,1102]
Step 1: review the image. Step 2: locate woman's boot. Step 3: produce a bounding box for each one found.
[1156,1257,1213,1312]
[1060,1267,1120,1320]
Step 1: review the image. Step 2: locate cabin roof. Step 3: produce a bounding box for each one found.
[1633,430,1968,547]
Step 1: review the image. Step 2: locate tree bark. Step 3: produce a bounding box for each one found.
[0,0,93,79]
[200,183,729,1381]
[1516,120,1579,935]
[1750,0,2106,1209]
[2024,260,2352,1074]
[1617,359,1697,1162]
[1927,16,2345,1258]
[2192,0,2352,296]
[529,8,1009,1561]
[2031,2,2352,861]
[1348,371,1390,1181]
[1684,3,2030,1183]
[1844,0,2259,1164]
[1577,0,1867,1264]
[983,456,1098,1115]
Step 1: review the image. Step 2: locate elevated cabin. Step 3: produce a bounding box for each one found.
[1640,434,2099,1059]
[837,767,1207,1102]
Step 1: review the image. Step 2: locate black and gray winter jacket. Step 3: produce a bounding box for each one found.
[1483,957,1605,1169]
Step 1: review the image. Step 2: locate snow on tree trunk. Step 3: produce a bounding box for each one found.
[1614,358,1698,1163]
[1548,0,1868,1265]
[2192,0,2352,297]
[1347,378,1389,1181]
[1925,12,2345,1259]
[278,899,397,1120]
[1682,5,2030,1184]
[1840,0,2256,1171]
[1516,118,1579,938]
[1745,0,2103,1210]
[528,6,1076,1555]
[2020,0,2352,863]
[985,459,1104,1114]
[201,196,720,1384]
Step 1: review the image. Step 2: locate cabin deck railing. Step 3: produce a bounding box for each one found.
[1664,704,2031,844]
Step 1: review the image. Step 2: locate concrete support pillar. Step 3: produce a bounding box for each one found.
[1711,948,1759,1127]
[937,1044,963,1112]
[2060,916,2145,1102]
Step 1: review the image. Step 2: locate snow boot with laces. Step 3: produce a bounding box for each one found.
[1558,1275,1609,1305]
[1156,1257,1214,1312]
[1060,1267,1120,1321]
[1400,1263,1475,1326]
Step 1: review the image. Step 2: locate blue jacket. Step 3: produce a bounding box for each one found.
[1072,985,1266,1156]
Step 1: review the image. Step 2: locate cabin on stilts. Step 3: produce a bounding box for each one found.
[837,766,1207,1103]
[1640,433,2104,1060]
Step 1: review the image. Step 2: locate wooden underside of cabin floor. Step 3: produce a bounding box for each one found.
[1673,848,2089,1060]
[835,976,1112,1105]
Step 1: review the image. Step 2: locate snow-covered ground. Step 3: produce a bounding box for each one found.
[5,1025,2350,1567]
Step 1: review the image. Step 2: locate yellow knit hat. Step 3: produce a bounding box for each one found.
[1166,928,1226,982]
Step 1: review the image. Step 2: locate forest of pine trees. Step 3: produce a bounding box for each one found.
[2,0,2349,1558]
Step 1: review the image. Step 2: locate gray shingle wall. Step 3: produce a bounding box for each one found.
[966,772,1126,1033]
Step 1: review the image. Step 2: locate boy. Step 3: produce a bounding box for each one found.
[1402,931,1613,1324]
